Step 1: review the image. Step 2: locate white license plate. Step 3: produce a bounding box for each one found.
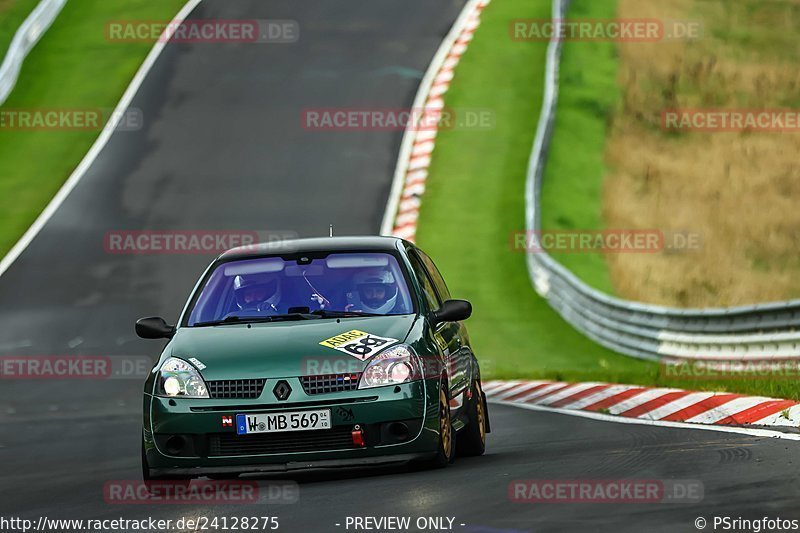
[236,409,331,435]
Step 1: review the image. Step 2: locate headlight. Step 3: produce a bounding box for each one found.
[358,344,421,389]
[156,357,209,398]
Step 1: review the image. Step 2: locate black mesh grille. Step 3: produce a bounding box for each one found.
[207,379,266,399]
[208,428,356,456]
[300,373,361,395]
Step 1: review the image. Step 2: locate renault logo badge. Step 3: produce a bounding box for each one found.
[273,380,292,401]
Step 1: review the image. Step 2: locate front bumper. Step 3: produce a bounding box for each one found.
[143,378,440,475]
[149,453,436,477]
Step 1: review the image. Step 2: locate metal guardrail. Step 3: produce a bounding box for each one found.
[525,0,800,362]
[0,0,67,106]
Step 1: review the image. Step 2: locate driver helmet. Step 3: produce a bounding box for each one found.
[233,273,280,311]
[352,269,398,314]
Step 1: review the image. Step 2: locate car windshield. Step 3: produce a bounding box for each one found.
[186,252,414,326]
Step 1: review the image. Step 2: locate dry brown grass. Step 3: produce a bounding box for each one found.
[604,0,800,307]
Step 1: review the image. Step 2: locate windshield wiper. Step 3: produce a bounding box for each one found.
[193,316,274,327]
[310,310,381,319]
[193,313,317,327]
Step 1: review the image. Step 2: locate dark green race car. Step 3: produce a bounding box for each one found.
[137,236,489,479]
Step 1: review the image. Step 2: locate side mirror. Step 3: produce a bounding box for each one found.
[135,316,176,339]
[431,299,472,326]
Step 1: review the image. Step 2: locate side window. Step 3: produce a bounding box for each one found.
[407,252,440,312]
[417,250,451,301]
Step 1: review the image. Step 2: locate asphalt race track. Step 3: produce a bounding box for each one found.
[1,1,800,532]
[4,404,800,531]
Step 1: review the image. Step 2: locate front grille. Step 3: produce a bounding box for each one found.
[207,379,266,399]
[300,373,361,395]
[208,428,356,456]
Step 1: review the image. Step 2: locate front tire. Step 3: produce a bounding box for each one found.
[456,380,487,457]
[424,385,456,469]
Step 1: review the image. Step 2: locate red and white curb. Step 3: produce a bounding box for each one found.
[483,380,800,432]
[380,0,491,242]
[378,0,800,438]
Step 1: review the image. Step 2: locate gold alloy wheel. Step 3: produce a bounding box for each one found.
[440,388,453,458]
[476,382,486,444]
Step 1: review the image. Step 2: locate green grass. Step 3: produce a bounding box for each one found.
[416,0,651,384]
[415,0,800,400]
[0,0,187,256]
[0,0,41,60]
[537,0,619,294]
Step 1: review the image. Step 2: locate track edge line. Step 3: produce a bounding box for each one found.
[0,0,204,279]
[380,0,489,236]
[490,399,800,441]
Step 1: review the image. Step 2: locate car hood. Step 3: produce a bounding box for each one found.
[166,315,417,380]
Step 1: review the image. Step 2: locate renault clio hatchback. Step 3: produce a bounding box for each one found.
[137,236,489,479]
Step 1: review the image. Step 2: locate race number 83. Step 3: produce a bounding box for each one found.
[319,330,400,361]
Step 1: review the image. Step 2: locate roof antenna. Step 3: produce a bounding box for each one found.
[329,224,333,237]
